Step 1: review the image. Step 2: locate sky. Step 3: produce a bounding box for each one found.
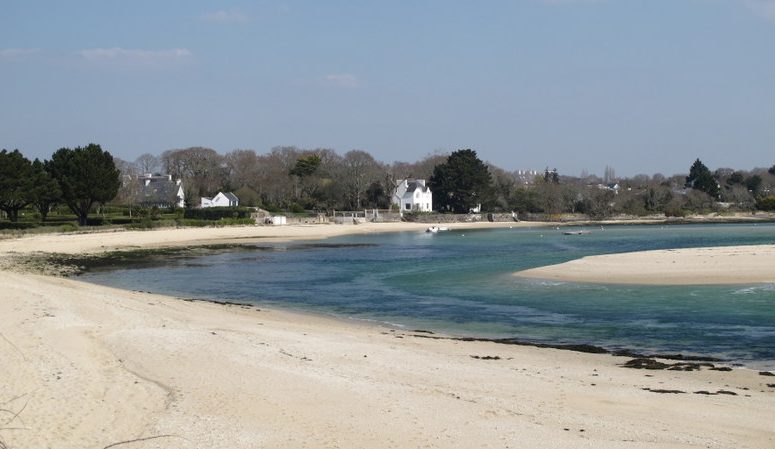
[2,0,774,177]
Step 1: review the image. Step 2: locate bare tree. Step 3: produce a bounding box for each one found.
[603,165,616,184]
[256,146,302,208]
[224,149,260,191]
[391,153,448,181]
[161,147,226,203]
[135,153,160,175]
[342,150,383,209]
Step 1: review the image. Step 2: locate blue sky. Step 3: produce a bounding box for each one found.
[2,0,774,176]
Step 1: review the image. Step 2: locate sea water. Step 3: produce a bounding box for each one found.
[80,223,775,368]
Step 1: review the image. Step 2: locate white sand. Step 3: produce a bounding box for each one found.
[516,245,775,285]
[0,221,524,255]
[1,223,774,448]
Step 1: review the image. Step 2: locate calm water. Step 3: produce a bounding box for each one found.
[80,223,775,368]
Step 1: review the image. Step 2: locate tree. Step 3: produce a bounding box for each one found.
[289,154,321,203]
[685,158,720,198]
[429,149,494,213]
[48,144,121,225]
[726,171,745,185]
[135,153,160,175]
[0,149,34,222]
[342,150,383,209]
[769,165,775,176]
[577,188,615,219]
[224,149,260,192]
[757,195,775,211]
[29,159,61,222]
[289,154,321,178]
[723,185,755,210]
[365,181,388,208]
[255,146,302,208]
[161,147,226,202]
[234,186,261,207]
[644,186,673,212]
[603,165,616,184]
[544,167,559,184]
[745,175,763,196]
[509,187,542,213]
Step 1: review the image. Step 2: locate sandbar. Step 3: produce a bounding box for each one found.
[1,223,774,448]
[516,245,775,285]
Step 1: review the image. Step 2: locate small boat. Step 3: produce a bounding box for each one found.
[426,226,449,233]
[563,230,591,235]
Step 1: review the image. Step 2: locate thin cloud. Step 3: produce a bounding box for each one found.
[743,0,775,21]
[201,9,249,23]
[78,48,192,66]
[0,48,41,58]
[322,73,361,88]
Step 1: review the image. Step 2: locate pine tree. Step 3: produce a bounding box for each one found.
[48,144,121,225]
[429,149,494,213]
[685,159,720,198]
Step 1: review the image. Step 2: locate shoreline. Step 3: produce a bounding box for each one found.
[8,221,774,358]
[2,223,775,448]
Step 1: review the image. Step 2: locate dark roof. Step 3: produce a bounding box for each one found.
[134,180,181,206]
[405,181,429,194]
[222,192,239,202]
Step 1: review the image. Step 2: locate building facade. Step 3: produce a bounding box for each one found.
[392,179,432,213]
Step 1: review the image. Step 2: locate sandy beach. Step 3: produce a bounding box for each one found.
[2,223,775,448]
[516,245,775,285]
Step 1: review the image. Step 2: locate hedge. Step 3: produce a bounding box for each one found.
[183,207,252,220]
[0,222,39,230]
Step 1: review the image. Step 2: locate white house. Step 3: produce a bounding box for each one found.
[201,192,239,208]
[392,179,432,213]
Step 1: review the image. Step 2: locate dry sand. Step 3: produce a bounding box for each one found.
[516,245,775,285]
[1,223,774,449]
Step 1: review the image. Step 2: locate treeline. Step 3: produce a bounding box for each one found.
[0,144,119,225]
[2,144,775,227]
[116,146,775,217]
[115,146,449,212]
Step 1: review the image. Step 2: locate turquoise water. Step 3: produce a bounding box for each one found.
[80,223,775,368]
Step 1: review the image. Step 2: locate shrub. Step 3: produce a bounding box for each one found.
[288,203,306,214]
[262,203,282,213]
[664,206,687,218]
[756,195,775,211]
[175,219,211,227]
[85,217,107,226]
[126,219,155,230]
[59,223,79,232]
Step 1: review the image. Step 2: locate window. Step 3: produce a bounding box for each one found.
[405,203,411,210]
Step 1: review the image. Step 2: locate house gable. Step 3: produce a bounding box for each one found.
[392,179,432,212]
[201,191,239,208]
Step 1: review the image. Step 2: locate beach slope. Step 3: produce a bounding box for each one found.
[1,226,775,448]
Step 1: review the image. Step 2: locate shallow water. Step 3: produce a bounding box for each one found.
[80,223,775,368]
